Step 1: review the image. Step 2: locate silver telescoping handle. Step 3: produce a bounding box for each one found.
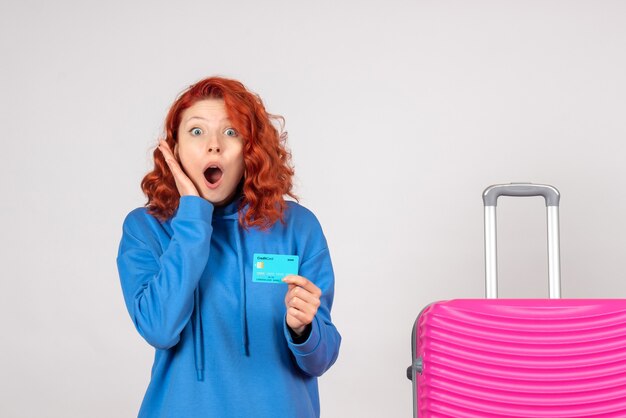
[482,183,562,299]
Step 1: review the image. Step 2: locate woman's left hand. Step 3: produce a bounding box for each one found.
[283,275,322,336]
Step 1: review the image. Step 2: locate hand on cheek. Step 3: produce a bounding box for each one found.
[157,140,199,197]
[283,275,322,336]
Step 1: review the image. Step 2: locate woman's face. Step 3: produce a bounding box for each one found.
[176,98,245,206]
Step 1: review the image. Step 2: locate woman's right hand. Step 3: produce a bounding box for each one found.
[157,140,200,197]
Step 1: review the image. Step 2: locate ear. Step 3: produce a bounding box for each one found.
[174,143,179,159]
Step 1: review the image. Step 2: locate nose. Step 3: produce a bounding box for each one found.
[207,134,221,153]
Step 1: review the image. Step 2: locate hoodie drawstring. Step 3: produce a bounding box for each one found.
[192,204,249,382]
[193,288,204,381]
[233,219,249,356]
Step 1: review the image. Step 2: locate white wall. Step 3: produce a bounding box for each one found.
[2,1,626,416]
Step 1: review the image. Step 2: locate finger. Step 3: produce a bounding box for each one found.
[284,283,321,309]
[162,152,186,178]
[288,296,318,316]
[158,143,178,165]
[284,283,303,303]
[287,286,320,307]
[286,307,304,325]
[157,141,199,197]
[287,307,312,326]
[282,275,322,296]
[284,283,297,304]
[158,141,185,174]
[289,276,320,296]
[158,140,176,159]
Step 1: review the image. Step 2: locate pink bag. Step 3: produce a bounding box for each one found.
[408,184,626,417]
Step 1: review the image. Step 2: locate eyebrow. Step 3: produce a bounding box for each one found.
[184,116,231,124]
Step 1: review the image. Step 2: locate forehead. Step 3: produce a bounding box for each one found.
[180,98,229,125]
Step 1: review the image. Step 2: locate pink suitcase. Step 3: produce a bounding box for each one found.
[407,184,626,417]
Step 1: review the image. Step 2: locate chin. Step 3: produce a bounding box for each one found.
[201,189,235,207]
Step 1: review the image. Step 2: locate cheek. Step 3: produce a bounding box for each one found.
[178,148,202,174]
[231,144,245,175]
[229,157,245,181]
[236,153,246,177]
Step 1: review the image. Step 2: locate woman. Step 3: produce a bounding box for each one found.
[116,76,341,418]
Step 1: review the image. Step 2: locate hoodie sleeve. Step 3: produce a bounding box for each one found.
[116,196,214,350]
[283,246,342,377]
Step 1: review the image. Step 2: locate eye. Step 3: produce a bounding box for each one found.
[224,128,238,137]
[190,127,203,136]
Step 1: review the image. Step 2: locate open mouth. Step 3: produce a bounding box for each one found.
[204,165,223,184]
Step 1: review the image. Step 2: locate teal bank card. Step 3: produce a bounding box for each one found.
[252,253,299,283]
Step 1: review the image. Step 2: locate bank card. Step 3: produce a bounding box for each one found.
[252,253,299,283]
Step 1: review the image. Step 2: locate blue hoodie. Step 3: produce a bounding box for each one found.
[116,194,341,418]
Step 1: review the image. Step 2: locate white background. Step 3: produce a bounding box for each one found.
[2,1,626,417]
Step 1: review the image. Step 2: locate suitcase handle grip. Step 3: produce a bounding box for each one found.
[483,183,560,207]
[482,183,562,299]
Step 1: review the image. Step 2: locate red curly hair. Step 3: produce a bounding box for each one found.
[141,76,298,230]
